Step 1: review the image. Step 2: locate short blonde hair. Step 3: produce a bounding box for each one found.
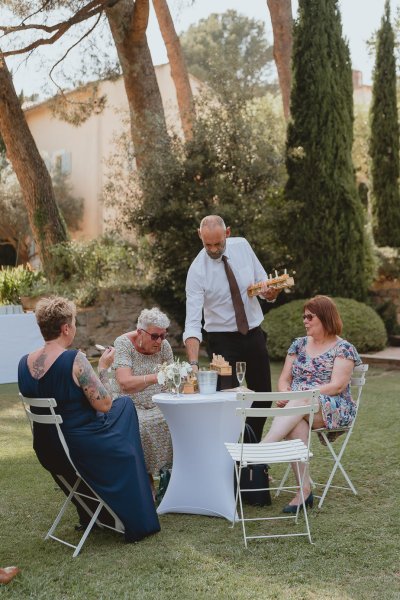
[35,296,76,341]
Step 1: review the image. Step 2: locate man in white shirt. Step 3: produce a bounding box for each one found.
[183,215,280,441]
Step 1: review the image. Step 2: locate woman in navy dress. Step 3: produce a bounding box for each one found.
[18,296,160,543]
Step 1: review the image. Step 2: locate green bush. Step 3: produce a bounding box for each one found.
[0,265,46,305]
[263,297,387,360]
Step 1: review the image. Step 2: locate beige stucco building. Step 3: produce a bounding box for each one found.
[24,64,202,240]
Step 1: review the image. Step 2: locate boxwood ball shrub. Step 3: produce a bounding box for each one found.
[263,297,387,360]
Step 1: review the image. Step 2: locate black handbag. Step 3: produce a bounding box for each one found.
[234,424,272,506]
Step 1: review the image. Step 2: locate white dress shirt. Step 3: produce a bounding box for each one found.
[183,237,268,343]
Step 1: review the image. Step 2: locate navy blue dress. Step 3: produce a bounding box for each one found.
[18,349,160,542]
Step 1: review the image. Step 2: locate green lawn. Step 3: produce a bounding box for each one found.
[0,364,399,599]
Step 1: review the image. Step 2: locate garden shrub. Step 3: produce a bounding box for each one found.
[0,265,46,305]
[263,297,387,360]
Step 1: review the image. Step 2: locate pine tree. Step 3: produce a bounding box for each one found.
[369,0,400,247]
[283,0,369,299]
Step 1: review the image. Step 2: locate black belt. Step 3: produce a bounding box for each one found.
[207,326,261,336]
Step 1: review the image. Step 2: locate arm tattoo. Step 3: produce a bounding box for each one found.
[32,351,47,379]
[98,368,111,392]
[74,352,110,409]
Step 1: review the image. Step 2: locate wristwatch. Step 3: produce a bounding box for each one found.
[189,360,199,367]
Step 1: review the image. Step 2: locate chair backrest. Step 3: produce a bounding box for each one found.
[236,389,320,457]
[348,363,368,427]
[19,393,76,472]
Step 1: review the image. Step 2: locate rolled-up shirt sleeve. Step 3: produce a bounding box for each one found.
[183,266,204,344]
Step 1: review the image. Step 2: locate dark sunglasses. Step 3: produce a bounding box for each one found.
[141,328,168,341]
[303,313,316,322]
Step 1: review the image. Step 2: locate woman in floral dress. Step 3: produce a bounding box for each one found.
[262,295,361,513]
[111,307,173,495]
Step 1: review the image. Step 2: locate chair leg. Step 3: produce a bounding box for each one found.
[318,433,356,509]
[46,478,81,540]
[275,464,291,498]
[296,463,313,545]
[73,503,103,558]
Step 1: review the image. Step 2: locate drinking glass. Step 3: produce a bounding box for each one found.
[236,362,246,389]
[172,370,182,396]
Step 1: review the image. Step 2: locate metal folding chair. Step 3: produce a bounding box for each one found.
[20,394,124,557]
[225,389,320,547]
[276,364,368,509]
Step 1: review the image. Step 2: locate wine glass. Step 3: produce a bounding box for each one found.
[172,369,182,396]
[236,362,246,390]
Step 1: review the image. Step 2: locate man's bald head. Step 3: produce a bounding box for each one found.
[198,215,230,259]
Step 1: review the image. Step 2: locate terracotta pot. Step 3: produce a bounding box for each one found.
[20,295,46,312]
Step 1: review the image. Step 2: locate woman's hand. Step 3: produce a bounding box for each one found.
[98,346,115,371]
[276,398,289,408]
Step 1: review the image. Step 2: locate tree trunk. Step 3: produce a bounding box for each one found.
[267,0,293,120]
[152,0,195,140]
[0,55,68,272]
[106,0,170,171]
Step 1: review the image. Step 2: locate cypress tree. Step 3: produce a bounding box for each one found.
[369,0,400,247]
[283,0,368,299]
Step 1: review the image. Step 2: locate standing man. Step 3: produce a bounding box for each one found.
[183,215,281,441]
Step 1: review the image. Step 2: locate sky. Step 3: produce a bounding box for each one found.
[5,0,400,97]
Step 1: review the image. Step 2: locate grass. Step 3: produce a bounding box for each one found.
[0,364,399,599]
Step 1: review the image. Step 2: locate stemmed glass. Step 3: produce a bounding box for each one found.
[172,369,182,396]
[236,362,246,390]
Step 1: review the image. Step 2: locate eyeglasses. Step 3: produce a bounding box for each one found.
[141,329,168,341]
[303,313,316,322]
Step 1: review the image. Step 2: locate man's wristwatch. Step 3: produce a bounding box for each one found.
[189,360,199,367]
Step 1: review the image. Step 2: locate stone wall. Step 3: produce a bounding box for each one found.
[74,289,183,357]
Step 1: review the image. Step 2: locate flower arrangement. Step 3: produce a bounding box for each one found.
[156,358,192,385]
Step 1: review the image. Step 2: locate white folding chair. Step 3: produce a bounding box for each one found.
[276,364,368,509]
[19,394,124,557]
[225,389,320,547]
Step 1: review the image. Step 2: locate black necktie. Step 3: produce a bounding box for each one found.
[221,255,249,335]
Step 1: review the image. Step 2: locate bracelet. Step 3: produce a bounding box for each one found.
[143,374,147,385]
[189,360,199,366]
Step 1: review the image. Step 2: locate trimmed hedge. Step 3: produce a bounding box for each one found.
[262,297,387,360]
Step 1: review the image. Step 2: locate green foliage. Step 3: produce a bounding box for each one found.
[375,246,400,279]
[47,236,140,306]
[0,265,46,305]
[0,165,84,263]
[263,297,387,360]
[106,97,286,326]
[180,10,275,102]
[369,1,400,247]
[282,0,371,301]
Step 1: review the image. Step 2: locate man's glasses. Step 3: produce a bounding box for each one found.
[303,313,316,322]
[141,329,168,341]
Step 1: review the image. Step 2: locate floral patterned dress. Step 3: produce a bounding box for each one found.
[288,337,362,430]
[110,334,173,475]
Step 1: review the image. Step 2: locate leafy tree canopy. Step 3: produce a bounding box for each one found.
[180,10,275,101]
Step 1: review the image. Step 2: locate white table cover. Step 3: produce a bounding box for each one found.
[153,391,251,522]
[0,313,44,384]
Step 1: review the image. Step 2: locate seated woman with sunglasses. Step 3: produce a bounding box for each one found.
[262,295,361,513]
[111,307,173,494]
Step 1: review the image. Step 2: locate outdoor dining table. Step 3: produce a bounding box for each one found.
[153,391,252,522]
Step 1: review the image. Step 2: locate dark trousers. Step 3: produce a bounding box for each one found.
[206,326,272,441]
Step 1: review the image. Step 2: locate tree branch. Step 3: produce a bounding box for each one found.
[0,0,122,57]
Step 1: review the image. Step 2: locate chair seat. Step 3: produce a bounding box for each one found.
[225,439,312,464]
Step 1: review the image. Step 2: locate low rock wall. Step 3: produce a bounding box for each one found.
[74,289,182,357]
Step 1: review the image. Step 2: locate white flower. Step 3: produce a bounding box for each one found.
[157,358,192,384]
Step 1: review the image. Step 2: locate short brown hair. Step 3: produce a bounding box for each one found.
[35,296,76,341]
[304,295,343,336]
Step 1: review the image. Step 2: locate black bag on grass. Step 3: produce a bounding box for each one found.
[234,424,272,507]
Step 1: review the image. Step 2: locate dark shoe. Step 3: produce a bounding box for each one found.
[75,522,100,532]
[0,567,20,585]
[282,492,314,514]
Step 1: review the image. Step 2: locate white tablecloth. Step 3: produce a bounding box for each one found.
[153,391,251,522]
[0,313,44,384]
